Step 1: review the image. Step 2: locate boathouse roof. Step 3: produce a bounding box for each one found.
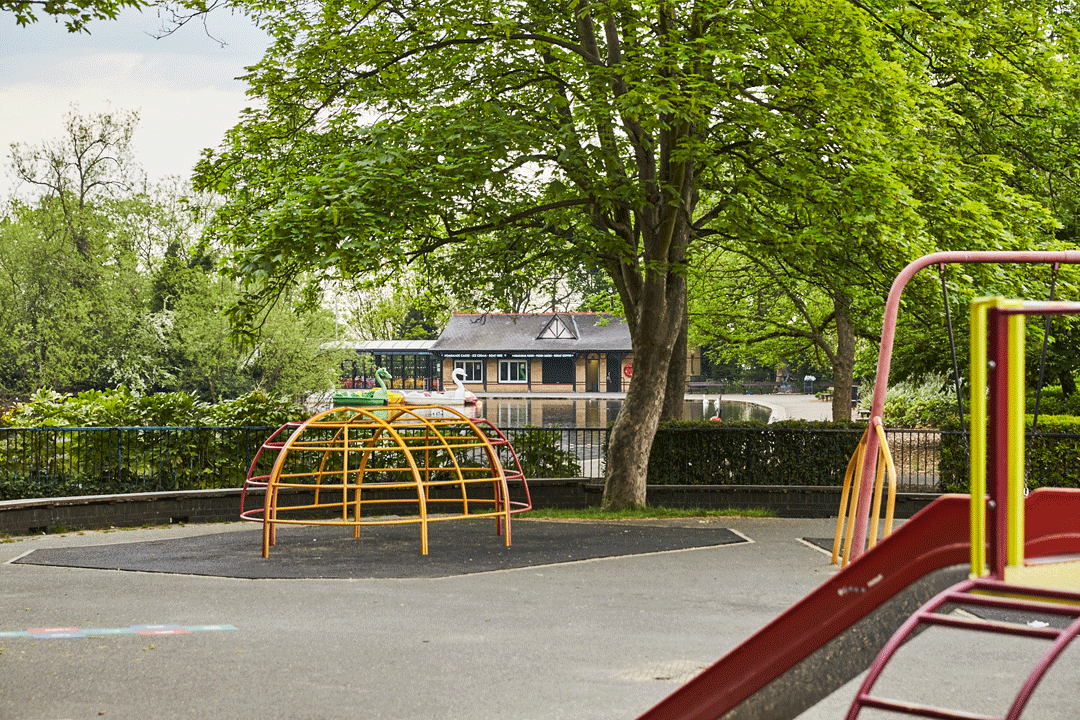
[432,313,631,357]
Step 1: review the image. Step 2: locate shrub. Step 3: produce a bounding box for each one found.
[509,427,582,478]
[859,374,961,428]
[644,420,864,486]
[0,390,307,500]
[939,415,1080,493]
[1026,385,1080,417]
[2,387,305,428]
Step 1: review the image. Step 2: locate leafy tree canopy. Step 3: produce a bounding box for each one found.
[2,0,148,31]
[194,0,1080,506]
[1,108,348,403]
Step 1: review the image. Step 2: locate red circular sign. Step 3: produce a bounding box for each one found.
[622,363,633,378]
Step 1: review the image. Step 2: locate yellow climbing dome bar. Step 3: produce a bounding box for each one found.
[832,420,897,566]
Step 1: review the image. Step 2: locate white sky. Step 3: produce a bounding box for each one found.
[0,6,269,198]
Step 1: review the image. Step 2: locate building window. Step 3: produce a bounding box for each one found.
[542,357,575,384]
[497,402,530,427]
[499,360,528,383]
[454,360,483,383]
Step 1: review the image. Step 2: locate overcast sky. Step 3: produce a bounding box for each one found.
[0,7,269,198]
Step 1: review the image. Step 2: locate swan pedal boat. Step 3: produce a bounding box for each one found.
[403,368,477,405]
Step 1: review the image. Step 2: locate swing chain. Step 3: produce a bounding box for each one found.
[1025,262,1059,497]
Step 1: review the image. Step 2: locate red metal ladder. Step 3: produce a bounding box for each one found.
[847,577,1080,720]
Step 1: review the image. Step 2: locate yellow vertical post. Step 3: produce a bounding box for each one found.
[1006,308,1026,568]
[831,429,866,565]
[343,423,350,523]
[841,434,869,566]
[968,296,995,579]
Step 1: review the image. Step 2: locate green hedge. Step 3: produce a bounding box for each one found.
[645,420,865,486]
[939,415,1080,493]
[1026,387,1080,417]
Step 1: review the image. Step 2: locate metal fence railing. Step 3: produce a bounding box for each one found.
[0,427,275,501]
[1,425,1075,501]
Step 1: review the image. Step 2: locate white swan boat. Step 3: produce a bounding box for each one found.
[403,368,477,406]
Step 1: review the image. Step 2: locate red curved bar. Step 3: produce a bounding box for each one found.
[851,251,1080,560]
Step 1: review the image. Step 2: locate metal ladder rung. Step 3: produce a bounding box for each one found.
[920,613,1063,640]
[958,589,1080,617]
[857,695,998,720]
[848,579,1080,719]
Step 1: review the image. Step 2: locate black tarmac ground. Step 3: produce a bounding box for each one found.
[14,518,747,579]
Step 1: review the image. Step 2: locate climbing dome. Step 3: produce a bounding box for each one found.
[240,405,531,557]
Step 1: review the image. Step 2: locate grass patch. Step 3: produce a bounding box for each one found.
[523,506,774,520]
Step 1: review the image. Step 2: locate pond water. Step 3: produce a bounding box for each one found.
[470,397,772,428]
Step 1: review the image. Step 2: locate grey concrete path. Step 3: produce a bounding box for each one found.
[1,516,842,720]
[712,393,834,422]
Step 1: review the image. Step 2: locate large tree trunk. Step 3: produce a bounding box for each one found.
[603,354,669,508]
[831,295,856,422]
[603,262,688,510]
[661,289,689,421]
[601,106,695,510]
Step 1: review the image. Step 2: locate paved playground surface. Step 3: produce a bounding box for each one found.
[2,396,1074,719]
[1,515,837,720]
[3,513,1078,719]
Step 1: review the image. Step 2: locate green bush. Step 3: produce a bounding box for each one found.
[857,374,961,428]
[2,387,305,428]
[939,415,1080,493]
[1025,385,1080,417]
[644,420,864,486]
[0,389,307,500]
[509,427,582,478]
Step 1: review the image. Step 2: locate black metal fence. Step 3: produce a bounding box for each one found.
[0,427,273,501]
[0,425,1075,501]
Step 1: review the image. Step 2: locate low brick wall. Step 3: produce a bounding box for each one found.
[0,489,247,535]
[0,480,937,535]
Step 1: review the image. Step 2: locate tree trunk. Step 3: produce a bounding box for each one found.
[831,296,856,422]
[603,254,688,510]
[603,350,669,509]
[661,282,689,421]
[1060,370,1076,398]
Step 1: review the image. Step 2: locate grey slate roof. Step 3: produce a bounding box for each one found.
[321,340,437,354]
[432,313,631,354]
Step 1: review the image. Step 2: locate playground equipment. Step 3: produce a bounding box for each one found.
[402,367,478,406]
[843,251,1080,562]
[635,252,1080,720]
[332,367,404,407]
[239,405,531,557]
[846,295,1080,719]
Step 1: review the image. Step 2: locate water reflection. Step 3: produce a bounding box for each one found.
[468,397,772,428]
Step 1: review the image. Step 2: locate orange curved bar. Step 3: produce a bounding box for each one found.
[241,406,530,558]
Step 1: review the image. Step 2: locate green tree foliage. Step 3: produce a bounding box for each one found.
[1,109,347,402]
[194,0,1079,507]
[338,278,452,341]
[1,110,159,393]
[688,1,1078,419]
[1,0,147,32]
